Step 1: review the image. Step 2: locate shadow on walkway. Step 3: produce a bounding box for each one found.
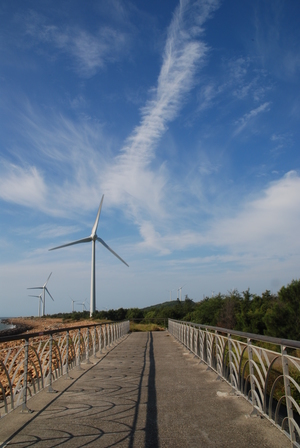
[128,331,158,447]
[1,332,159,448]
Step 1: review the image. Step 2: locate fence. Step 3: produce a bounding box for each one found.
[0,320,129,417]
[168,319,300,448]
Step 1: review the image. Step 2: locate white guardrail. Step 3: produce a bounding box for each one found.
[168,319,300,448]
[0,320,130,417]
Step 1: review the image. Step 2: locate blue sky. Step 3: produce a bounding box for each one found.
[1,0,300,317]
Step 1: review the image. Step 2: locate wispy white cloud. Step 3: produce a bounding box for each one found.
[197,82,221,111]
[228,62,270,103]
[254,1,300,80]
[15,224,81,240]
[270,132,293,155]
[103,0,220,226]
[0,163,46,208]
[234,101,271,135]
[207,170,300,256]
[0,107,110,216]
[197,152,220,176]
[195,57,270,115]
[24,12,129,77]
[131,171,300,262]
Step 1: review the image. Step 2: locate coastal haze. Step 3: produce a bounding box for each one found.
[1,1,300,317]
[0,319,14,331]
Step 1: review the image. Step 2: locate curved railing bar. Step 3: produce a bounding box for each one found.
[288,357,300,373]
[288,396,300,416]
[284,417,300,441]
[251,346,268,378]
[246,383,263,411]
[241,361,250,395]
[248,373,264,410]
[8,346,24,376]
[249,359,265,394]
[27,353,42,393]
[0,381,8,415]
[275,395,287,426]
[269,374,284,419]
[28,344,44,389]
[0,360,13,412]
[264,355,281,414]
[4,348,12,365]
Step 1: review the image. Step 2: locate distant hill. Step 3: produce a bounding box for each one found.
[141,300,183,312]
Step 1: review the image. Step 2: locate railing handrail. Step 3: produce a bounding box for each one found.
[0,320,128,343]
[170,319,300,349]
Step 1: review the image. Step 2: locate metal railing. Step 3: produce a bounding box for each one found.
[0,320,130,417]
[168,319,300,448]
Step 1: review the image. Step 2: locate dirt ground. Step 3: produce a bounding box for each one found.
[6,316,100,334]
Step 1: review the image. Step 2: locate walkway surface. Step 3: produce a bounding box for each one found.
[0,331,290,448]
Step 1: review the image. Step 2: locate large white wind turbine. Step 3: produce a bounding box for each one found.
[49,195,129,317]
[28,273,54,316]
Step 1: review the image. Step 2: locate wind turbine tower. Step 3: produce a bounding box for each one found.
[49,195,129,317]
[28,294,43,317]
[70,298,79,312]
[178,284,186,301]
[168,289,175,301]
[28,273,54,316]
[78,299,87,312]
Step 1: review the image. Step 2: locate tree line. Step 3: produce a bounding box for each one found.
[51,279,300,341]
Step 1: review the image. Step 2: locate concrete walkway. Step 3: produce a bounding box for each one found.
[0,331,290,447]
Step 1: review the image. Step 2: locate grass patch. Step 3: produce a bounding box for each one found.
[130,322,165,332]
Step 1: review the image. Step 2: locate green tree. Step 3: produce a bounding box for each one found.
[126,308,144,320]
[247,290,276,335]
[264,280,300,340]
[235,289,252,332]
[189,294,224,326]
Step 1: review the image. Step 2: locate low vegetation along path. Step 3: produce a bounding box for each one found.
[0,331,289,447]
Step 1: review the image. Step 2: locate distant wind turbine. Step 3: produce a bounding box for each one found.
[178,284,186,301]
[28,293,43,317]
[166,288,175,301]
[78,299,87,312]
[49,195,129,317]
[70,298,79,312]
[28,273,54,316]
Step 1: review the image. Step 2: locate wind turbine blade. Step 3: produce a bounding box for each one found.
[27,286,42,290]
[97,237,129,267]
[46,287,54,301]
[49,237,92,251]
[45,272,52,285]
[28,295,40,298]
[91,195,104,236]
